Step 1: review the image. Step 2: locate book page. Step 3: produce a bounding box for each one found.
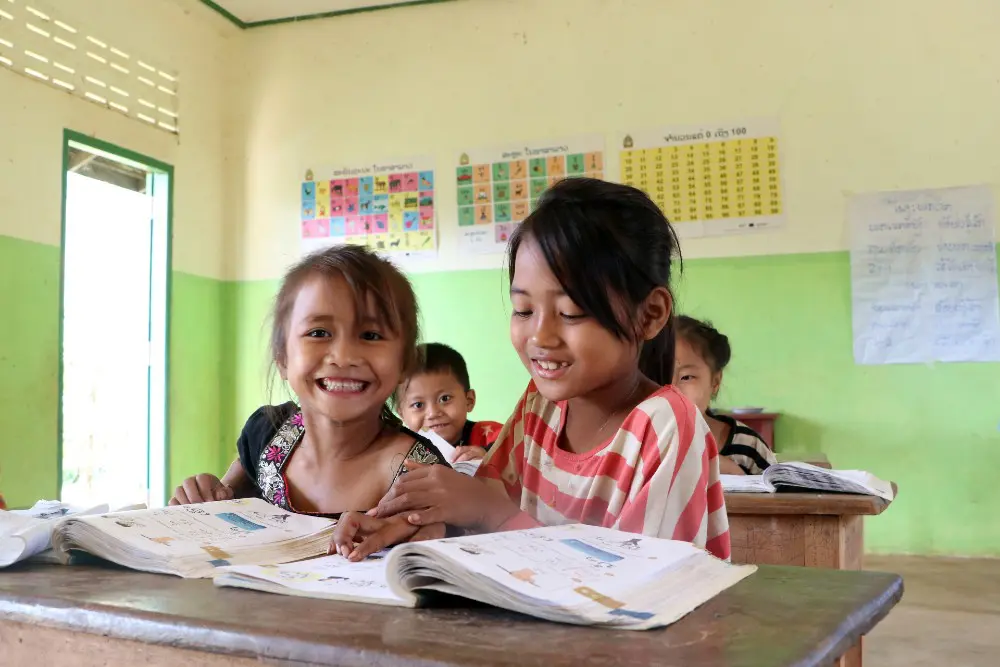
[393,524,705,610]
[419,430,481,475]
[1,501,109,567]
[719,474,773,493]
[216,553,410,606]
[768,462,894,500]
[828,469,895,501]
[66,498,333,557]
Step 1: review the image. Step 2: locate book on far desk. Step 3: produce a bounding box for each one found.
[722,462,894,501]
[51,498,336,578]
[1,500,109,567]
[213,523,756,630]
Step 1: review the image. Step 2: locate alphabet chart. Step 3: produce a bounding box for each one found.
[617,119,785,237]
[456,135,605,254]
[300,157,437,258]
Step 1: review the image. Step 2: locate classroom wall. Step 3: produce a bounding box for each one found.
[224,0,1000,556]
[0,0,239,506]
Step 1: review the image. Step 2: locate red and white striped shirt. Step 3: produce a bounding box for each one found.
[477,381,730,560]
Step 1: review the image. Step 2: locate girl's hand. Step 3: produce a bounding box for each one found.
[330,511,444,561]
[451,446,488,463]
[718,457,747,475]
[168,474,234,505]
[371,463,520,531]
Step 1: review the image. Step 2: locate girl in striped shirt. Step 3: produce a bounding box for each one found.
[333,178,730,561]
[673,316,776,475]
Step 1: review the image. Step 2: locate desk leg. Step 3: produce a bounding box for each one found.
[840,638,862,667]
[834,517,865,667]
[804,515,864,570]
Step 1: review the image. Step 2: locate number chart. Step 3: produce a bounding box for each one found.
[456,136,605,254]
[618,119,785,237]
[300,157,436,258]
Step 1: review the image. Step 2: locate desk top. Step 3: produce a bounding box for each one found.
[725,483,897,516]
[0,563,901,667]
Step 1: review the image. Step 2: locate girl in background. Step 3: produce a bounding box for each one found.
[673,316,775,475]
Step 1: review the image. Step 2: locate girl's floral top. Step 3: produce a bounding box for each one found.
[235,402,447,519]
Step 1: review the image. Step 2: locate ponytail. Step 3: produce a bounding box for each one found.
[639,313,676,386]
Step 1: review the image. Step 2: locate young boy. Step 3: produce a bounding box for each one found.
[397,343,503,462]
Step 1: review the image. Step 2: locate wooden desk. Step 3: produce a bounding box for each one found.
[0,563,901,667]
[725,489,894,570]
[725,487,896,667]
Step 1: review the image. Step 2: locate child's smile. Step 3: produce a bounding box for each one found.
[509,237,641,403]
[282,275,404,425]
[399,371,473,445]
[317,377,370,394]
[529,357,571,380]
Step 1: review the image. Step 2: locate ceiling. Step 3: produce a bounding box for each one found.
[202,0,453,28]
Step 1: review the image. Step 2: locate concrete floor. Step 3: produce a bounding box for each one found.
[864,555,1000,667]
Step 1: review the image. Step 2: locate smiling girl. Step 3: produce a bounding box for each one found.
[335,178,730,561]
[169,246,448,534]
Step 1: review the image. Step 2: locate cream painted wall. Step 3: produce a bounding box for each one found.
[0,0,239,278]
[234,0,1000,281]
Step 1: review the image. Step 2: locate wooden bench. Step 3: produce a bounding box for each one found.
[0,562,902,667]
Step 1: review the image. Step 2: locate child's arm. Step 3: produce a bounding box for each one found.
[330,512,445,561]
[451,445,488,463]
[372,462,521,530]
[168,459,256,505]
[718,456,747,475]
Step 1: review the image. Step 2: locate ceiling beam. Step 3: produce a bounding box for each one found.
[197,0,459,30]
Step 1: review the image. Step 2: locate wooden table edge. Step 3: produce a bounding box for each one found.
[811,571,904,666]
[0,593,415,667]
[0,569,906,667]
[725,483,898,516]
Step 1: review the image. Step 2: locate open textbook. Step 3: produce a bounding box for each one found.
[1,500,109,567]
[51,498,336,578]
[419,430,481,476]
[721,462,894,501]
[214,523,756,630]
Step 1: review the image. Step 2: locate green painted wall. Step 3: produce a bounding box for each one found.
[6,228,998,556]
[169,272,229,493]
[675,252,1000,556]
[0,233,228,508]
[0,235,61,506]
[226,250,1000,557]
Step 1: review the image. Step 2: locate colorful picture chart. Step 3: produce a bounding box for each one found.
[300,157,436,257]
[618,119,785,237]
[456,136,604,254]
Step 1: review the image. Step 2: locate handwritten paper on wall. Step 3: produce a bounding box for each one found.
[850,185,1000,365]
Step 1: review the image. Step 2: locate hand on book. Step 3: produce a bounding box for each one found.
[718,458,747,476]
[168,474,235,506]
[371,462,520,531]
[451,446,487,463]
[330,512,445,561]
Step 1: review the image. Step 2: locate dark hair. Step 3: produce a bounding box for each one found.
[409,343,471,391]
[269,245,420,424]
[506,177,682,385]
[675,316,732,374]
